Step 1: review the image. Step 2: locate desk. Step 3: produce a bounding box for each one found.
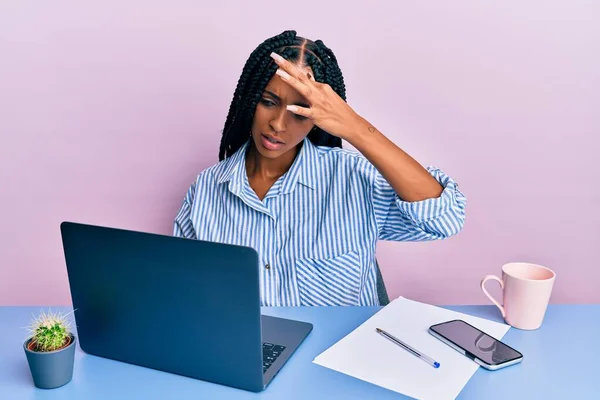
[1,304,598,399]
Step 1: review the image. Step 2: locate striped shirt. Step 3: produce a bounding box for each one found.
[173,137,466,306]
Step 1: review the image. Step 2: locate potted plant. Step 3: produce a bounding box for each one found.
[23,309,76,389]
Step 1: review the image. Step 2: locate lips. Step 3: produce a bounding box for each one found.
[260,134,285,151]
[262,133,284,144]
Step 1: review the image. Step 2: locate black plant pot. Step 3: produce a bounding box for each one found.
[23,334,76,389]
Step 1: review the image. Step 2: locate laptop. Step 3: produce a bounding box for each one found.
[60,221,313,392]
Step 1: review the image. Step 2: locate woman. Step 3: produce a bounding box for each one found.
[173,30,467,307]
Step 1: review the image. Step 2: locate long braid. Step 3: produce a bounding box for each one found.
[219,30,348,160]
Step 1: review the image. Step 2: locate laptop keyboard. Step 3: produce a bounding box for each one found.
[262,342,286,373]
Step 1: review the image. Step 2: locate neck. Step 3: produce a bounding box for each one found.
[245,141,302,181]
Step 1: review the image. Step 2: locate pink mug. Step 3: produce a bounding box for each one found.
[480,262,556,330]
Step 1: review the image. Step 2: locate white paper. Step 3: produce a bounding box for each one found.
[313,297,510,400]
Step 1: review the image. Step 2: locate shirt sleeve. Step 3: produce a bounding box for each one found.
[173,179,198,239]
[371,166,467,241]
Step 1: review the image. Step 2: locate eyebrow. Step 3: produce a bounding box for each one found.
[264,90,309,108]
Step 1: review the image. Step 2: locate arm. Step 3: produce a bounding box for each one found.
[370,162,466,241]
[346,118,466,240]
[347,116,443,202]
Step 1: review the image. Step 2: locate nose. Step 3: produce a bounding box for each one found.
[269,108,287,134]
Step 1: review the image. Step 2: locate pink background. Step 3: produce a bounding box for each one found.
[1,1,598,306]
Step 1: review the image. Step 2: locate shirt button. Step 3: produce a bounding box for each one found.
[265,263,271,270]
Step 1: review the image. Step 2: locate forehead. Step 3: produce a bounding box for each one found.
[263,64,313,103]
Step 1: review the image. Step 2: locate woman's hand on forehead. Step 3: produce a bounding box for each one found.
[270,52,361,140]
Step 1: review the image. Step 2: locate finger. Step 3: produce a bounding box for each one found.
[271,52,314,85]
[286,104,312,118]
[271,52,299,76]
[276,69,311,98]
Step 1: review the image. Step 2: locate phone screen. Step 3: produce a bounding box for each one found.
[430,320,522,365]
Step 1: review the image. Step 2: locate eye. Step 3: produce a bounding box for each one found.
[294,114,308,121]
[260,98,276,107]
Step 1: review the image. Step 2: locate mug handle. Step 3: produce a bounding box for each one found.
[480,275,506,318]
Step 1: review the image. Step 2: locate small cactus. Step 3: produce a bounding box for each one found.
[26,309,74,352]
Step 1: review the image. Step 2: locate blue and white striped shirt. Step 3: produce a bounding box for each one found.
[173,137,466,306]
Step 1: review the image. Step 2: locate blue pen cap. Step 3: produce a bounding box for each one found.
[434,362,440,368]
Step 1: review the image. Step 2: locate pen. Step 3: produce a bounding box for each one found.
[376,327,440,369]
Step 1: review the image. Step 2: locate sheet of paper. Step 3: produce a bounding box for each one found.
[313,296,510,400]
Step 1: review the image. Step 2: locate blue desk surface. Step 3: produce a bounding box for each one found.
[1,304,598,399]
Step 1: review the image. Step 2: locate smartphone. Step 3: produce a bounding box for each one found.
[428,319,523,370]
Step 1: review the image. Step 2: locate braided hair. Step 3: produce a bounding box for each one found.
[219,30,347,161]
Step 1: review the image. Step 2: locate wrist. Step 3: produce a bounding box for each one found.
[345,116,374,146]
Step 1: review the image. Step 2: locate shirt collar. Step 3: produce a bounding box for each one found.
[215,140,250,189]
[215,137,322,194]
